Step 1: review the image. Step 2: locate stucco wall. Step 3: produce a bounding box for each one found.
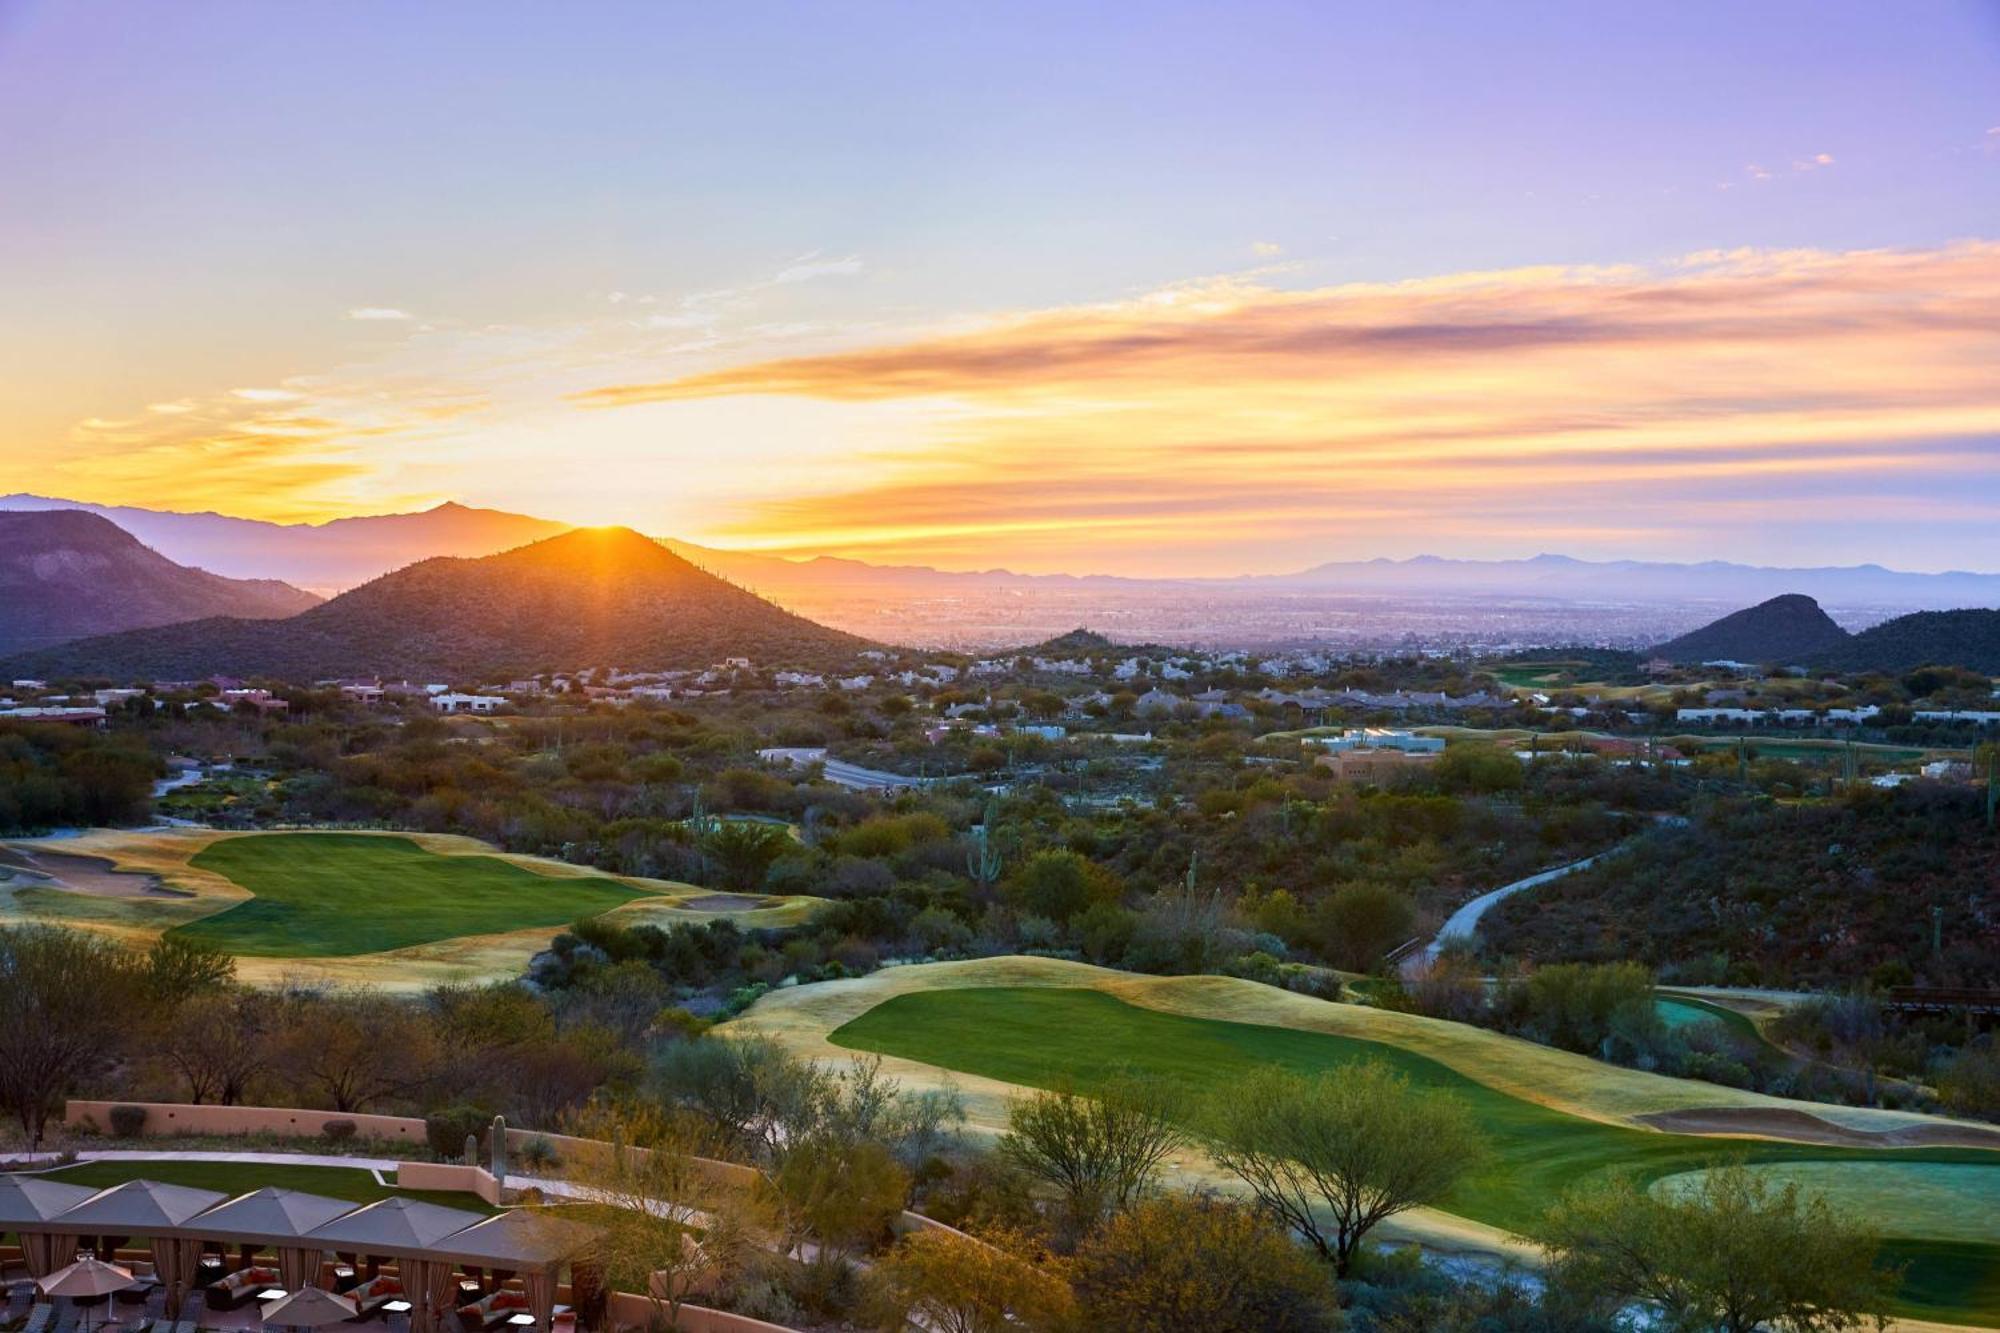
[395,1161,501,1205]
[65,1100,427,1143]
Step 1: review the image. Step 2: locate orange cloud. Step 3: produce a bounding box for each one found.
[572,242,2000,572]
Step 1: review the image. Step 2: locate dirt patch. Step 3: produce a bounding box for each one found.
[0,846,192,898]
[679,893,769,912]
[1640,1106,2000,1151]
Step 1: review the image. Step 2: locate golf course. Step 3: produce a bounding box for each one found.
[0,828,822,988]
[729,958,2000,1327]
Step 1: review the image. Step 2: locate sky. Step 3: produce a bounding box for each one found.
[2,0,1998,576]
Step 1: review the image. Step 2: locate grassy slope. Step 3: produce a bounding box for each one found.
[178,833,648,957]
[43,1159,495,1211]
[728,959,1997,1326]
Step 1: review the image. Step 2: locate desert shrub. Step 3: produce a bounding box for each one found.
[519,1135,561,1171]
[424,1103,489,1159]
[321,1118,358,1144]
[108,1105,148,1138]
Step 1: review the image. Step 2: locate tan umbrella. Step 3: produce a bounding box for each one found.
[37,1257,134,1299]
[262,1287,359,1328]
[38,1257,135,1333]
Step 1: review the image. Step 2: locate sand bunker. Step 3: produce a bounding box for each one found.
[1640,1106,2000,1150]
[0,845,192,898]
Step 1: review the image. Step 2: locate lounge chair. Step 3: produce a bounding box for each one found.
[202,1265,279,1312]
[21,1305,51,1333]
[453,1290,531,1332]
[345,1277,407,1323]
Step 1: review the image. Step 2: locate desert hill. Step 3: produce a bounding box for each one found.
[1,526,870,682]
[0,510,320,657]
[1651,593,1851,665]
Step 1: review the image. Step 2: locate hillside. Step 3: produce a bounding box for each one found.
[1822,608,2000,675]
[0,511,320,656]
[1650,593,1851,664]
[0,526,871,681]
[1480,786,2000,989]
[0,495,569,594]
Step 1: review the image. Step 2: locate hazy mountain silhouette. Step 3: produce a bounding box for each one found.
[0,510,320,657]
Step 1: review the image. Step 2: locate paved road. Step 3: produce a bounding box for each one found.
[1401,852,1611,978]
[757,747,932,791]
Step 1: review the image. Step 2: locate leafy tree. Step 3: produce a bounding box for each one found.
[269,987,442,1111]
[998,1077,1185,1246]
[1072,1194,1340,1333]
[866,1228,1074,1333]
[769,1137,909,1272]
[567,1102,756,1331]
[0,926,142,1144]
[1004,850,1122,925]
[1314,883,1417,972]
[1542,1163,1895,1333]
[699,820,790,891]
[140,934,236,1007]
[1202,1062,1484,1275]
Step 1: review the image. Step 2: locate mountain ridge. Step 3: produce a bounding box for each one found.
[0,511,321,657]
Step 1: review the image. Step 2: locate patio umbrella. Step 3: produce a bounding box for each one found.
[37,1257,135,1333]
[261,1287,359,1329]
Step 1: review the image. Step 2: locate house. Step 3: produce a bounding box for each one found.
[0,706,106,727]
[1315,746,1436,784]
[1134,689,1182,717]
[431,692,505,714]
[1306,728,1444,754]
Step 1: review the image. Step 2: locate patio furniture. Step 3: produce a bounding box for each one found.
[451,1290,529,1333]
[202,1264,280,1311]
[343,1277,406,1323]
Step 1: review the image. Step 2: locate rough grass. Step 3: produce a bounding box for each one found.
[178,833,651,957]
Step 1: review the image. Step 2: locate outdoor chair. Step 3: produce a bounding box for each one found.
[21,1305,51,1333]
[201,1267,278,1312]
[453,1290,530,1332]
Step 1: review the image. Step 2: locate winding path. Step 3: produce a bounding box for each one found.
[1402,852,1611,978]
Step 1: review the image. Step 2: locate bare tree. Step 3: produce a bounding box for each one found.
[998,1077,1186,1246]
[0,926,141,1145]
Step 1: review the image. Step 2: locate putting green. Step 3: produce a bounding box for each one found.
[831,986,2000,1325]
[176,832,648,956]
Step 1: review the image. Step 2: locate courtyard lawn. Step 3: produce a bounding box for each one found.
[42,1159,495,1211]
[176,832,648,957]
[831,986,2000,1325]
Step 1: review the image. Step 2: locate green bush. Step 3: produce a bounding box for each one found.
[108,1105,148,1138]
[423,1104,489,1159]
[321,1118,358,1144]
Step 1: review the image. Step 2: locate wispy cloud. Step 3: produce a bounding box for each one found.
[346,306,413,321]
[569,241,2000,571]
[772,252,864,284]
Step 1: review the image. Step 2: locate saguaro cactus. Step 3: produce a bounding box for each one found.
[463,1133,478,1167]
[490,1114,509,1183]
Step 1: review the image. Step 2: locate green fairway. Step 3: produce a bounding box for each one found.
[832,986,2000,1324]
[176,833,647,957]
[42,1159,495,1211]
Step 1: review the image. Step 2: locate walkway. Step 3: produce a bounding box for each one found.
[755,748,933,791]
[1402,853,1608,978]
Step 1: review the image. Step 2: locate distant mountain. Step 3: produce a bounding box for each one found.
[1261,553,2000,610]
[1823,610,2000,675]
[0,495,570,595]
[0,526,869,682]
[1651,594,1852,665]
[0,511,320,657]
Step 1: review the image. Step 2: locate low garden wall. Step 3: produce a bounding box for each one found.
[65,1100,428,1144]
[395,1161,502,1205]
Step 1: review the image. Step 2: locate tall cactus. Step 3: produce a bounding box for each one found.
[490,1114,509,1183]
[463,1133,478,1167]
[966,799,1003,890]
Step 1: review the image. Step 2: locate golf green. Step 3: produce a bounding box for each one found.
[832,986,2000,1324]
[175,833,647,957]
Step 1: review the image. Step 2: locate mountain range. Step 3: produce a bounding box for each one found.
[1653,593,2000,674]
[0,526,868,682]
[6,493,2000,614]
[0,511,320,658]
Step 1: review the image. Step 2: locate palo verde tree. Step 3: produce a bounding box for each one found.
[1200,1061,1484,1276]
[1542,1163,1896,1333]
[997,1076,1185,1247]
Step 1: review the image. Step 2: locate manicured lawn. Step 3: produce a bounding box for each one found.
[42,1159,496,1211]
[176,833,647,957]
[832,986,2000,1325]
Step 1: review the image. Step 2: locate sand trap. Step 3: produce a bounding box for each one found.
[679,893,770,911]
[0,845,192,898]
[1639,1106,2000,1151]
